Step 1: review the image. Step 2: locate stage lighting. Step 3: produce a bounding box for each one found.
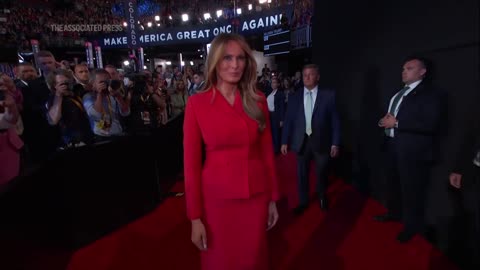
[216,10,222,18]
[123,60,130,66]
[182,14,189,22]
[155,15,160,21]
[236,8,242,15]
[203,13,211,20]
[147,22,152,27]
[248,4,253,10]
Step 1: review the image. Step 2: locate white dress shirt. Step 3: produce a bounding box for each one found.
[386,80,422,137]
[267,89,277,112]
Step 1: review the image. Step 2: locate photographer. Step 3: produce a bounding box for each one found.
[46,69,93,148]
[82,69,130,142]
[154,76,170,122]
[72,63,92,98]
[126,74,166,135]
[170,79,188,119]
[0,73,23,190]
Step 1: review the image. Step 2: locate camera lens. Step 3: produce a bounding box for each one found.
[109,80,122,90]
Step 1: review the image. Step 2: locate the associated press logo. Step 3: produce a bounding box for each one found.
[50,24,123,32]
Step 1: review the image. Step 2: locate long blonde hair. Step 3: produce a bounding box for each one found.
[202,33,266,131]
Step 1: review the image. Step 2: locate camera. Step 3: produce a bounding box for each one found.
[57,82,74,95]
[100,80,122,92]
[109,80,122,91]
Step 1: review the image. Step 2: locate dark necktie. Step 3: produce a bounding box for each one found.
[389,86,410,114]
[385,86,410,136]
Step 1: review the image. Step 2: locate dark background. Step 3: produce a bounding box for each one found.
[311,0,478,261]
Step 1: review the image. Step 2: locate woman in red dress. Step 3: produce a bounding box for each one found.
[0,73,23,192]
[183,33,280,270]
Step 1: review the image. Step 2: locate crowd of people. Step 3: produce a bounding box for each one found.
[0,50,200,187]
[0,45,304,188]
[0,0,310,48]
[0,0,123,48]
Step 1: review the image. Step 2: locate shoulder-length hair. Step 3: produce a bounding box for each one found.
[202,33,266,131]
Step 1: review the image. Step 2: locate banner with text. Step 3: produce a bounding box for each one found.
[124,0,139,48]
[97,5,293,49]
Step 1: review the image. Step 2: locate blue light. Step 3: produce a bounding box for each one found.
[111,0,161,17]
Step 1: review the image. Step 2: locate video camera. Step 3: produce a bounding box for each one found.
[109,79,122,91]
[100,80,123,92]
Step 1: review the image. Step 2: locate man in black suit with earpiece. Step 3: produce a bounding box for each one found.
[374,56,445,243]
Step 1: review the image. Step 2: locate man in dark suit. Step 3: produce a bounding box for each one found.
[281,64,341,213]
[189,71,205,96]
[449,103,480,268]
[266,77,286,155]
[17,74,60,165]
[375,56,444,243]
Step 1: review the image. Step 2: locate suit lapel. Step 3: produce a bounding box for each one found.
[232,90,244,115]
[396,83,427,120]
[220,89,246,121]
[401,83,424,107]
[313,89,322,114]
[386,83,422,112]
[296,90,306,124]
[407,82,423,97]
[273,89,282,106]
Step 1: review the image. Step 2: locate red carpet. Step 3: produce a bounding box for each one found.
[65,153,458,270]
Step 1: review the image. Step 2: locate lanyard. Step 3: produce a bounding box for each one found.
[68,96,85,113]
[101,95,114,121]
[140,93,151,103]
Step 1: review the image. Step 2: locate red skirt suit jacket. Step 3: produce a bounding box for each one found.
[183,88,280,220]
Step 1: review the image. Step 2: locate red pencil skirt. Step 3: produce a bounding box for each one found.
[201,192,270,270]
